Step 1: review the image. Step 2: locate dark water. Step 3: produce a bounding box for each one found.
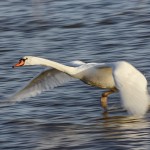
[0,0,150,149]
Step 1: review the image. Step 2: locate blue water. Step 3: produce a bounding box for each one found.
[0,0,150,149]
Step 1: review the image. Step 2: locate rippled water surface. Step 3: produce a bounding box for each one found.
[0,0,150,149]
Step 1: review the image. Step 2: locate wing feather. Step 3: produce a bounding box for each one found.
[8,61,85,102]
[112,61,149,116]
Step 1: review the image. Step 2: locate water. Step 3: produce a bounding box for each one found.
[0,0,150,149]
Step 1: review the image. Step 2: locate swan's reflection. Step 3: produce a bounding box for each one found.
[31,113,150,150]
[100,114,150,149]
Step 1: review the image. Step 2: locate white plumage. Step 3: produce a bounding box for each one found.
[112,61,149,116]
[11,60,85,101]
[9,56,149,116]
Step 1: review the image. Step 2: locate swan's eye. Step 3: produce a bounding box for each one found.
[20,58,28,62]
[19,59,25,62]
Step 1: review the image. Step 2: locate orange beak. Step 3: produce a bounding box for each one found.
[12,59,25,68]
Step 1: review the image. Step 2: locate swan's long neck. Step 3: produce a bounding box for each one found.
[30,57,76,75]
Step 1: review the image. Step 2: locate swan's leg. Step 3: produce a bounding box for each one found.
[100,89,117,111]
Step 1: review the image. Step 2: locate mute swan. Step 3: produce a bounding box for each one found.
[11,56,149,116]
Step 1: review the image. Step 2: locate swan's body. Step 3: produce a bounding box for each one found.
[11,56,149,116]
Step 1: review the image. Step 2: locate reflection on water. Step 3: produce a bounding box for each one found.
[1,105,150,149]
[27,116,150,149]
[0,0,150,149]
[100,116,150,150]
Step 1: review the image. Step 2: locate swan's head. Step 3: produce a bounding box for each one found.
[12,56,34,68]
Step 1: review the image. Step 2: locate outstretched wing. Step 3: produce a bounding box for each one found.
[112,61,149,116]
[8,60,86,103]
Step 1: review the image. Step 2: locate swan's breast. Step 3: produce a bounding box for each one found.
[80,67,116,89]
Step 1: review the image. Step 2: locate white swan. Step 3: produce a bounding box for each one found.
[11,56,149,116]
